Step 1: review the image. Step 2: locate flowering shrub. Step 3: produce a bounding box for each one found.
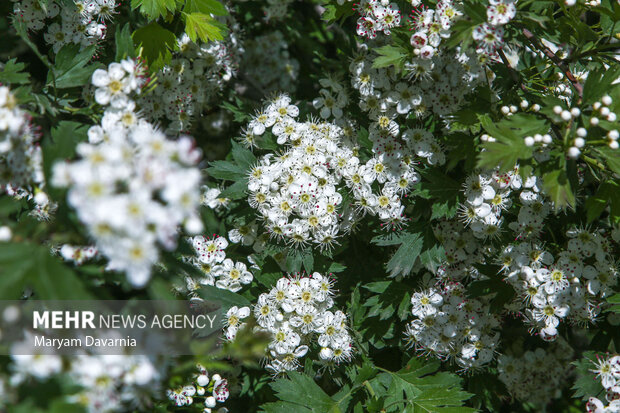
[0,0,619,411]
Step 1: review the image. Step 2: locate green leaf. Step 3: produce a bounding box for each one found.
[416,168,461,219]
[207,160,246,180]
[186,0,227,15]
[372,45,407,70]
[184,12,225,43]
[219,178,248,200]
[231,140,257,171]
[585,180,620,223]
[542,169,576,210]
[0,242,91,299]
[51,44,102,89]
[115,23,136,61]
[0,58,30,85]
[196,285,251,315]
[130,0,177,20]
[597,147,620,176]
[583,65,620,104]
[260,371,345,413]
[477,114,544,172]
[133,22,178,71]
[43,121,89,186]
[371,358,475,413]
[385,232,423,277]
[572,351,603,401]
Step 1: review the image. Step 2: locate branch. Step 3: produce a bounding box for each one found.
[522,28,583,101]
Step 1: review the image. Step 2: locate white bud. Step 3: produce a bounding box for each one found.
[0,226,11,242]
[576,127,587,137]
[480,134,489,142]
[510,105,518,113]
[590,117,599,126]
[520,100,529,109]
[413,48,420,55]
[600,107,611,117]
[34,191,48,206]
[524,136,535,147]
[593,102,602,110]
[553,105,563,115]
[556,72,564,80]
[205,396,217,408]
[574,137,585,148]
[532,103,541,112]
[565,0,576,5]
[211,374,222,382]
[610,141,619,149]
[197,374,210,387]
[602,95,613,106]
[534,134,543,142]
[570,108,581,117]
[543,134,552,144]
[608,130,619,140]
[501,106,510,115]
[197,386,205,396]
[567,146,581,159]
[607,113,617,122]
[561,110,571,121]
[185,216,204,235]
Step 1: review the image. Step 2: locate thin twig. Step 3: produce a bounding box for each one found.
[521,28,583,101]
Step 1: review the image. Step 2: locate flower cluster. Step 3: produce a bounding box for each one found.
[312,76,349,120]
[59,244,99,265]
[501,228,618,340]
[355,0,401,39]
[52,59,203,287]
[241,31,299,94]
[245,94,420,249]
[587,354,620,412]
[184,234,254,293]
[409,1,462,58]
[252,272,352,374]
[167,364,229,412]
[472,0,516,57]
[0,85,49,216]
[263,0,295,21]
[405,280,500,370]
[497,343,574,406]
[459,168,549,240]
[138,33,239,134]
[12,0,116,52]
[11,354,159,412]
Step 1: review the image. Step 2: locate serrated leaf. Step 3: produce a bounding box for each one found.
[0,243,91,299]
[218,178,248,200]
[260,371,345,413]
[385,233,423,277]
[231,140,257,171]
[477,114,543,172]
[184,12,225,43]
[132,22,177,71]
[371,357,475,413]
[207,160,246,180]
[542,169,576,210]
[0,58,30,85]
[196,285,251,315]
[115,23,136,61]
[372,45,407,70]
[43,121,89,185]
[51,44,102,89]
[130,0,177,20]
[572,351,603,401]
[186,0,227,15]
